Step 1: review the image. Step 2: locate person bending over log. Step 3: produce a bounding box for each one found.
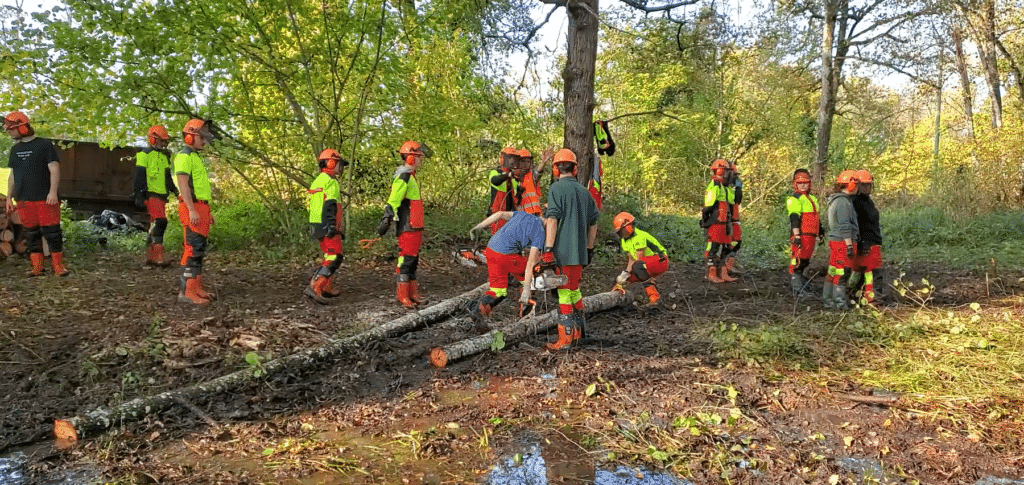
[467,211,545,328]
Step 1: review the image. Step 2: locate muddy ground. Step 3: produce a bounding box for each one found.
[1,241,1023,484]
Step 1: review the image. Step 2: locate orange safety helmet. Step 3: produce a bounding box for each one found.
[516,148,533,170]
[710,159,730,182]
[399,141,424,165]
[613,212,635,237]
[551,148,577,177]
[792,169,812,192]
[182,118,211,146]
[318,148,348,172]
[500,147,519,171]
[855,169,873,183]
[4,111,32,137]
[147,125,169,146]
[836,169,859,192]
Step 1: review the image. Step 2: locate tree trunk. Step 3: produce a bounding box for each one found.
[430,290,631,368]
[977,0,1002,128]
[562,0,598,185]
[951,25,976,141]
[54,283,488,442]
[813,0,840,187]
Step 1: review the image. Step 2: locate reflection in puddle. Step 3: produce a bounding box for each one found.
[0,452,100,485]
[487,444,692,485]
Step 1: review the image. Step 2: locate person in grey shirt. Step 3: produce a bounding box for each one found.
[824,170,860,310]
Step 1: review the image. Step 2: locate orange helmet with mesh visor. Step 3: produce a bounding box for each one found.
[4,111,31,136]
[182,119,213,146]
[792,169,812,192]
[836,170,859,192]
[710,159,729,182]
[147,125,169,146]
[855,169,873,183]
[613,212,635,236]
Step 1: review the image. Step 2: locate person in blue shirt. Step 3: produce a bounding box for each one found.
[467,211,546,327]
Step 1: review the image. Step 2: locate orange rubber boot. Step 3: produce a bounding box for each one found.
[410,280,425,305]
[707,265,724,283]
[304,275,331,303]
[724,256,742,275]
[145,245,157,266]
[322,275,341,298]
[719,265,737,282]
[152,244,170,267]
[195,275,216,300]
[179,277,211,304]
[51,252,70,277]
[645,286,661,305]
[29,253,46,276]
[397,281,417,309]
[546,323,575,350]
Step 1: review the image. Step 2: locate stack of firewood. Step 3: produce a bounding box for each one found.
[0,195,27,258]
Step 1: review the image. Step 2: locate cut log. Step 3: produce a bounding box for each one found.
[50,283,488,444]
[1,229,13,242]
[0,242,11,257]
[430,290,632,368]
[14,239,26,254]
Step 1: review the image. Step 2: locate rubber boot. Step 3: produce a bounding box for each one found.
[153,244,170,267]
[195,275,216,301]
[719,265,737,282]
[51,252,70,277]
[707,265,724,283]
[410,280,425,305]
[724,256,742,275]
[546,321,575,350]
[304,275,332,304]
[832,288,850,310]
[396,281,417,309]
[322,275,341,298]
[790,274,814,298]
[29,253,46,276]
[145,245,157,266]
[645,285,661,305]
[179,277,211,304]
[871,267,886,303]
[821,281,835,309]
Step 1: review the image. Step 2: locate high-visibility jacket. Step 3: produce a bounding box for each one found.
[701,180,733,228]
[620,228,667,260]
[786,191,822,236]
[174,148,211,201]
[516,171,543,216]
[488,169,518,216]
[308,171,342,239]
[387,165,423,235]
[134,148,178,201]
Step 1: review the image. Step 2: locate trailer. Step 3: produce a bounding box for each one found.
[53,139,145,218]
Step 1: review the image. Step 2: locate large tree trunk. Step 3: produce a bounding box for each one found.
[562,0,598,184]
[430,290,631,368]
[976,0,1002,128]
[951,25,976,141]
[53,283,488,443]
[813,0,840,186]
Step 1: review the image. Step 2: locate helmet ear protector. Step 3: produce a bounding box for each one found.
[5,111,32,137]
[399,141,426,165]
[318,148,348,172]
[551,148,577,177]
[183,119,213,147]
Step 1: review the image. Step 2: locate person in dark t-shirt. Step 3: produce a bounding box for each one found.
[5,111,70,276]
[849,169,883,305]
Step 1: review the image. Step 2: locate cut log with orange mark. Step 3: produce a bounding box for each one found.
[53,419,78,450]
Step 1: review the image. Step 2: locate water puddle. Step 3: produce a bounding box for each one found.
[0,450,100,485]
[487,443,693,485]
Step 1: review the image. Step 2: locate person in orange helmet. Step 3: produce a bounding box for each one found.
[723,160,743,275]
[848,169,883,305]
[378,141,428,309]
[786,169,823,298]
[700,159,736,283]
[304,149,349,303]
[486,148,520,234]
[4,111,70,277]
[513,148,543,216]
[610,212,669,306]
[824,170,860,310]
[133,125,179,267]
[175,118,216,304]
[542,148,599,350]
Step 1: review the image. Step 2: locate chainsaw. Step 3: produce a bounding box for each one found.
[517,261,568,318]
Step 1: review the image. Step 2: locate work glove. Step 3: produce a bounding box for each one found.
[324,225,338,238]
[377,213,393,237]
[134,192,146,209]
[791,235,802,249]
[734,177,742,189]
[846,244,855,260]
[468,228,479,242]
[616,270,630,285]
[586,247,594,267]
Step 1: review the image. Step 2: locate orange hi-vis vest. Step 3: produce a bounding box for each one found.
[516,171,542,216]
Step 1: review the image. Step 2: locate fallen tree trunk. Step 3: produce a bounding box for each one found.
[53,283,488,444]
[430,290,632,368]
